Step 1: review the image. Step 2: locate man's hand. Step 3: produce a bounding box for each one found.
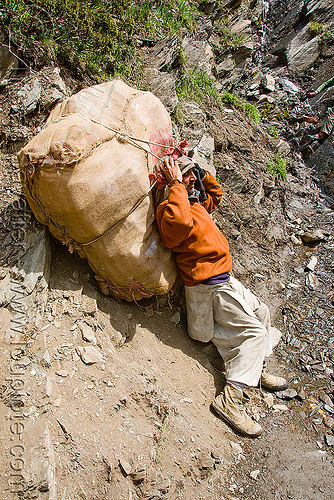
[306,90,319,98]
[160,156,182,185]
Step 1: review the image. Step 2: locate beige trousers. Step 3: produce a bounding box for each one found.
[185,277,273,386]
[318,98,334,136]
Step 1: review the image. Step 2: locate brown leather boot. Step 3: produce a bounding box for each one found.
[211,384,263,437]
[260,372,288,391]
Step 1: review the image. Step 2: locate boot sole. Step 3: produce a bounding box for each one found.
[211,400,263,438]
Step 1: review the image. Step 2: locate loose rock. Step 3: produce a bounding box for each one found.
[275,389,298,400]
[76,346,103,365]
[325,435,334,446]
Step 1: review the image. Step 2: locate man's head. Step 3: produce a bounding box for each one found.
[177,156,197,193]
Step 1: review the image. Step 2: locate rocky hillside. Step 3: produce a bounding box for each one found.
[0,1,334,499]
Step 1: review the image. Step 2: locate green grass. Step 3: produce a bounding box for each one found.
[175,70,260,122]
[176,68,221,104]
[267,125,278,138]
[214,17,245,50]
[267,155,287,180]
[309,22,333,43]
[221,92,260,122]
[2,0,261,125]
[0,0,198,80]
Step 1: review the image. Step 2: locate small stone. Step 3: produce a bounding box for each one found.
[130,466,146,483]
[72,351,80,362]
[305,256,318,271]
[325,435,334,446]
[76,346,103,365]
[306,272,319,290]
[156,477,170,493]
[297,389,306,401]
[45,377,52,397]
[250,469,260,480]
[198,451,215,470]
[72,271,79,280]
[0,269,7,279]
[323,416,334,430]
[230,442,243,455]
[287,282,301,289]
[291,234,302,245]
[275,389,298,400]
[272,404,289,411]
[263,393,274,408]
[262,74,275,92]
[119,458,132,476]
[81,296,97,316]
[279,78,300,94]
[300,230,325,244]
[56,370,69,378]
[319,392,333,407]
[41,350,51,367]
[78,322,97,345]
[180,397,193,404]
[112,328,125,347]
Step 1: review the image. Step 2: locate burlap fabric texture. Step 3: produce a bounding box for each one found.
[18,80,178,301]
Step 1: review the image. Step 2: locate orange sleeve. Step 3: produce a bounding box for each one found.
[156,180,193,248]
[200,171,223,213]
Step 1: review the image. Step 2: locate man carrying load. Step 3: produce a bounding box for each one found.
[156,155,288,438]
[302,76,334,142]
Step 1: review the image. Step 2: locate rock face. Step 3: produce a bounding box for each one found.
[141,68,178,113]
[307,138,334,198]
[0,41,19,81]
[181,38,214,75]
[16,67,68,114]
[287,26,320,72]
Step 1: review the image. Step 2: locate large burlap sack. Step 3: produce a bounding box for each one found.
[18,80,178,301]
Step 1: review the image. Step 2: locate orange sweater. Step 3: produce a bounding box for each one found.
[156,172,232,286]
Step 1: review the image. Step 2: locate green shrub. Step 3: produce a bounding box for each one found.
[267,125,278,138]
[176,68,221,104]
[221,92,260,122]
[309,21,333,42]
[0,0,197,80]
[267,155,287,179]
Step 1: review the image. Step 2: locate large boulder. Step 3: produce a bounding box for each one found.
[287,26,320,72]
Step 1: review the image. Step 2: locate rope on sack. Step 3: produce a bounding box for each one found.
[79,181,157,247]
[25,115,174,248]
[26,115,187,249]
[71,118,174,247]
[88,117,175,158]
